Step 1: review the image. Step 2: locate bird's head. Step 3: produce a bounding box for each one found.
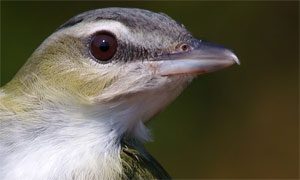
[5,8,238,140]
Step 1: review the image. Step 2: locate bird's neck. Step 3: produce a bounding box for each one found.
[1,79,124,179]
[1,75,187,179]
[1,89,171,179]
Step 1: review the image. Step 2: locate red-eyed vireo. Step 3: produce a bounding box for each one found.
[0,8,239,180]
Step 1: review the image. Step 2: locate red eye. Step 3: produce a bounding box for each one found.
[90,32,118,62]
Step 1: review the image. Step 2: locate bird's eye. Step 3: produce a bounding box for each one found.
[90,32,118,62]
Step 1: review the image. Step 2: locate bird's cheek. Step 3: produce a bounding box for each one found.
[143,61,194,81]
[144,61,161,75]
[143,61,177,77]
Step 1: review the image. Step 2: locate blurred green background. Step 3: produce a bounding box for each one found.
[1,1,298,179]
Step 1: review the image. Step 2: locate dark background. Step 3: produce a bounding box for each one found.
[1,1,299,178]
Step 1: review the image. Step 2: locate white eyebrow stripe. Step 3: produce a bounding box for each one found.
[64,21,131,40]
[59,20,158,50]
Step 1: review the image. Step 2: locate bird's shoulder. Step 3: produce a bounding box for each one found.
[120,138,171,180]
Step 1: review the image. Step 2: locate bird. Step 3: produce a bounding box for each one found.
[0,7,239,180]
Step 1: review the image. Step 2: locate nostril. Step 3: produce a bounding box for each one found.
[177,43,191,52]
[181,44,189,51]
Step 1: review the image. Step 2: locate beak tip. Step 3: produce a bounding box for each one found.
[233,54,240,65]
[228,51,240,65]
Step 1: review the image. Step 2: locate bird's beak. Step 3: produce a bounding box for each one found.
[156,39,240,76]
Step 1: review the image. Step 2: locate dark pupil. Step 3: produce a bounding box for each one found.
[99,40,110,52]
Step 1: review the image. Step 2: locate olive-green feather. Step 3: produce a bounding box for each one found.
[121,138,171,180]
